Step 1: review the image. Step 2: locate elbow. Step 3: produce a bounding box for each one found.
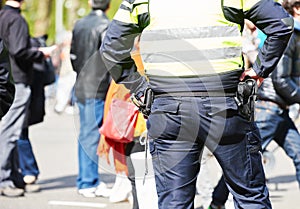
[100,44,113,64]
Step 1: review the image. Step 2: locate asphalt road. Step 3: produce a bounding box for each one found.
[0,102,299,209]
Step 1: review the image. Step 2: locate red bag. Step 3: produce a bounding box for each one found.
[100,98,139,143]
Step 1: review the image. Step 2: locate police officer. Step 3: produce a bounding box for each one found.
[100,0,293,208]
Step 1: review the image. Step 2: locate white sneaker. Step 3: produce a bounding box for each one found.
[23,175,37,184]
[109,174,132,203]
[78,187,96,198]
[127,192,133,205]
[95,182,111,198]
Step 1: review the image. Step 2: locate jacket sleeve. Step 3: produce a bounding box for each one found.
[100,0,149,97]
[271,33,300,104]
[0,39,15,119]
[0,66,15,119]
[244,0,294,78]
[70,24,80,74]
[7,17,44,64]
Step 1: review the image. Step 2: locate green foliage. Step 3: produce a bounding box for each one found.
[20,0,122,44]
[107,0,122,19]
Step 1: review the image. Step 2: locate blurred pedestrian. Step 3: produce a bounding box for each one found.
[0,0,56,197]
[0,37,15,120]
[16,35,56,193]
[70,0,111,197]
[54,31,76,114]
[98,79,158,208]
[0,0,15,119]
[98,36,158,208]
[100,0,293,208]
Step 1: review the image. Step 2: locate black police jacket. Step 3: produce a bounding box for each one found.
[258,23,300,108]
[70,10,111,101]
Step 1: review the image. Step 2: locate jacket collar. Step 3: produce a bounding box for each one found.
[91,9,104,16]
[3,5,21,13]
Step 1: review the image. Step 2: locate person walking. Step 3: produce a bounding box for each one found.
[208,1,300,208]
[16,35,56,192]
[100,0,293,208]
[0,0,55,197]
[98,37,158,208]
[70,0,111,198]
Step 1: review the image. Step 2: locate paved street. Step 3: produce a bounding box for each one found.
[0,101,299,209]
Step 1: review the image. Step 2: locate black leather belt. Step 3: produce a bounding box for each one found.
[154,90,236,98]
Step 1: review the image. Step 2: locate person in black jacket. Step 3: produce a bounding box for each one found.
[208,1,300,208]
[253,0,300,189]
[0,0,14,119]
[16,35,56,194]
[0,0,55,197]
[0,38,15,120]
[70,0,111,198]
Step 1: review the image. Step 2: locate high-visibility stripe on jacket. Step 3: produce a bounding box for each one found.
[140,0,244,77]
[100,0,293,95]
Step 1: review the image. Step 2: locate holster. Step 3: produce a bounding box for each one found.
[234,78,257,121]
[131,88,154,118]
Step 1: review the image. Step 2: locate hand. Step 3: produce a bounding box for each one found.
[98,138,111,165]
[240,68,264,87]
[39,45,57,58]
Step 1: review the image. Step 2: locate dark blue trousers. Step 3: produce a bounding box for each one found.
[211,100,300,207]
[17,128,39,177]
[147,96,271,209]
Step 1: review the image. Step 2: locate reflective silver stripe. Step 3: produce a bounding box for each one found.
[132,0,148,4]
[141,26,240,41]
[144,57,243,77]
[123,0,148,8]
[243,0,261,11]
[121,1,132,9]
[114,9,135,24]
[141,47,241,63]
[222,0,242,9]
[114,0,148,24]
[222,0,261,11]
[140,37,242,53]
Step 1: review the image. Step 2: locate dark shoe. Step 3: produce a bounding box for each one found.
[24,184,41,193]
[0,186,25,197]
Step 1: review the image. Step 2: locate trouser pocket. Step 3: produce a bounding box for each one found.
[246,128,265,186]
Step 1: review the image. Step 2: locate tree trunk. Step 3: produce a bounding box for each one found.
[33,0,52,37]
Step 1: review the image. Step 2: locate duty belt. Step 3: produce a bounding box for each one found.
[154,90,236,98]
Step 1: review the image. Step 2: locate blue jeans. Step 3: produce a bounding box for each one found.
[256,100,300,186]
[17,128,39,177]
[147,96,271,209]
[76,99,104,190]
